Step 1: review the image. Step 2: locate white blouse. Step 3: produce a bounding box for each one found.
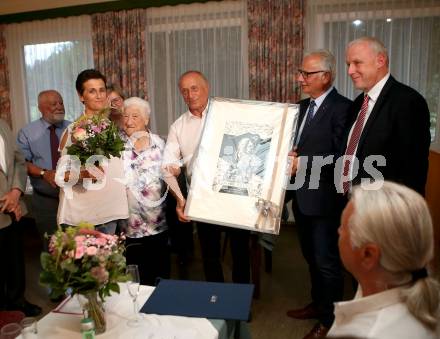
[328,287,438,339]
[56,123,128,226]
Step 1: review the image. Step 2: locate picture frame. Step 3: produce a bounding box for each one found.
[185,97,299,234]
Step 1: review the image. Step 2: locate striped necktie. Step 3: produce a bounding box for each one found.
[342,94,369,193]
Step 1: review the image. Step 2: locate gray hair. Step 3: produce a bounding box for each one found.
[347,36,389,66]
[303,49,336,81]
[178,70,209,88]
[123,97,151,121]
[38,90,62,104]
[350,181,439,329]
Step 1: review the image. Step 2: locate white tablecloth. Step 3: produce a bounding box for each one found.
[38,284,219,339]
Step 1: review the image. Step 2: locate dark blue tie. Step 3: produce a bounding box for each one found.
[294,100,316,146]
[303,100,316,128]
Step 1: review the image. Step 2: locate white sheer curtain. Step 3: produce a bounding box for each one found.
[306,0,440,150]
[5,15,93,133]
[146,0,248,137]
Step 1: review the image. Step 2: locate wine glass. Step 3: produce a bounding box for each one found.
[126,264,141,327]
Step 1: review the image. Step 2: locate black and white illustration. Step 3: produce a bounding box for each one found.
[185,97,299,233]
[212,121,273,197]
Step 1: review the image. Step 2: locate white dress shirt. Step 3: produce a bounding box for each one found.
[346,73,391,179]
[328,286,438,339]
[162,105,208,181]
[295,86,334,145]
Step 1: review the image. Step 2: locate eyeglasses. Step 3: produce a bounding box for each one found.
[297,69,327,79]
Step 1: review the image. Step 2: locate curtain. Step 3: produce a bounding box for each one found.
[0,25,11,126]
[92,9,148,100]
[146,1,248,137]
[306,0,440,146]
[248,0,304,103]
[5,15,93,132]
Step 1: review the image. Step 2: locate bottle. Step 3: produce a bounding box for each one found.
[81,318,96,339]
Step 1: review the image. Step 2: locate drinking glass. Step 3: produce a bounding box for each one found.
[20,317,38,339]
[0,323,22,339]
[126,264,141,327]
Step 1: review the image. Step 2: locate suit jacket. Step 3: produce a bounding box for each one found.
[344,76,431,195]
[0,119,27,229]
[290,88,352,216]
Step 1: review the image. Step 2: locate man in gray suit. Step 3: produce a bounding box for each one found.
[0,118,41,316]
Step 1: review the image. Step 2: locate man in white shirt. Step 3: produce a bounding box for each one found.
[341,36,430,195]
[163,71,250,283]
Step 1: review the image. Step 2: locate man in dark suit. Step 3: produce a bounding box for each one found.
[342,36,431,195]
[286,50,352,339]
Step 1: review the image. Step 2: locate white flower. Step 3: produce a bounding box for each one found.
[73,128,88,141]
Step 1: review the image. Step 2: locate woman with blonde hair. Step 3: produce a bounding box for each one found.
[329,181,439,338]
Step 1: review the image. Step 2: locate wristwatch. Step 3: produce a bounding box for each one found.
[39,169,46,178]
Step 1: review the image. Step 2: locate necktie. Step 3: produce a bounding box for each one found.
[295,100,316,145]
[304,100,316,128]
[49,125,60,169]
[342,94,369,193]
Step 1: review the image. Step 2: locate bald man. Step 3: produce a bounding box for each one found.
[17,90,70,250]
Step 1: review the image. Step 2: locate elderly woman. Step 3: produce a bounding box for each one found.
[328,181,440,338]
[57,69,128,234]
[120,97,170,285]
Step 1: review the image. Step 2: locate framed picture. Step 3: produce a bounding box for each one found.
[185,97,299,234]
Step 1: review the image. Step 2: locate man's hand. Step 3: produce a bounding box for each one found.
[289,149,299,176]
[0,188,22,214]
[10,203,23,222]
[176,199,190,223]
[42,169,58,188]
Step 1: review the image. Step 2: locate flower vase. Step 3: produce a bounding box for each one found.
[78,292,106,334]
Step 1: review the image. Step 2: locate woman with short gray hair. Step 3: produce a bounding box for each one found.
[328,181,439,338]
[120,97,170,285]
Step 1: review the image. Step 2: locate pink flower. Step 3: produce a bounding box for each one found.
[73,128,87,141]
[91,266,109,284]
[75,235,86,247]
[95,237,107,246]
[86,246,98,256]
[75,245,85,259]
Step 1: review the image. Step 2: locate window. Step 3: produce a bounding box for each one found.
[24,41,93,122]
[5,15,93,133]
[146,1,248,137]
[306,0,440,149]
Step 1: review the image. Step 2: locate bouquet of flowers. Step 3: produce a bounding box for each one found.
[40,223,127,300]
[67,111,124,165]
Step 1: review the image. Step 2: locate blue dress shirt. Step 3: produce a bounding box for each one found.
[17,118,71,197]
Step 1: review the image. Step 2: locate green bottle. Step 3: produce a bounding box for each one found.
[81,318,96,339]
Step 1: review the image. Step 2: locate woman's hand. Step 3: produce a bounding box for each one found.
[64,166,105,182]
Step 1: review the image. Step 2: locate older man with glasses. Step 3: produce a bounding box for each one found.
[286,50,352,339]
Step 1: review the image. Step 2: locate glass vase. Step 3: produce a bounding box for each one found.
[77,291,106,334]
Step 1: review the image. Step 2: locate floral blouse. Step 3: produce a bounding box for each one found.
[121,132,167,238]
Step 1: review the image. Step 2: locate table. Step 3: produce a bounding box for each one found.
[38,284,251,339]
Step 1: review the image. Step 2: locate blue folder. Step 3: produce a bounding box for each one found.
[140,279,254,321]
